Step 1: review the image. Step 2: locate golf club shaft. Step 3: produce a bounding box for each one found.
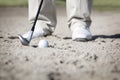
[18,0,44,46]
[26,0,44,43]
[31,0,43,31]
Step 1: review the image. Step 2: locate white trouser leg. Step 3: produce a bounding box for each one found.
[26,0,57,38]
[66,0,92,41]
[66,0,92,31]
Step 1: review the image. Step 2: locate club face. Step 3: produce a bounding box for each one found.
[18,34,30,46]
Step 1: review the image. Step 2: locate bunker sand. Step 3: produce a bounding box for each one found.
[0,6,120,80]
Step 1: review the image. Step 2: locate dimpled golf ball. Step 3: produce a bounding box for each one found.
[38,39,49,48]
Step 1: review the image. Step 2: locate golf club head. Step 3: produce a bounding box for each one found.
[18,34,30,46]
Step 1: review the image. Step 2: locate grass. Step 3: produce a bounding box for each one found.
[93,0,120,10]
[0,0,120,10]
[56,0,65,5]
[0,0,27,6]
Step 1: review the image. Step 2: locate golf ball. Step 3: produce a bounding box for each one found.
[38,39,49,48]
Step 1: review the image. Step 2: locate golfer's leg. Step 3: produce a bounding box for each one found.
[67,0,92,40]
[27,0,57,38]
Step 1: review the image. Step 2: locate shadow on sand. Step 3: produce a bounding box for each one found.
[63,34,120,41]
[93,34,120,40]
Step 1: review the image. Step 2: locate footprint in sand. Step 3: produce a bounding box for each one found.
[0,36,3,39]
[48,72,61,80]
[8,36,19,39]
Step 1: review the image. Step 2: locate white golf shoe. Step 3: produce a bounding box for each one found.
[72,26,92,41]
[19,28,51,46]
[22,28,51,39]
[22,22,52,39]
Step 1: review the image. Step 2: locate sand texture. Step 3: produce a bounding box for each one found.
[0,6,120,80]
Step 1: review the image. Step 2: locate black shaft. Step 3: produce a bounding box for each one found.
[31,0,44,31]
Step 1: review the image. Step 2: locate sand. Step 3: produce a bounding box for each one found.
[0,6,120,80]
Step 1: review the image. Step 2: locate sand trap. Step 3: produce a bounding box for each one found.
[0,6,120,80]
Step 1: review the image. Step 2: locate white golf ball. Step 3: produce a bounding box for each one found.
[38,39,49,48]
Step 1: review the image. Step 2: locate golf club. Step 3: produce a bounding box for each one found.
[18,0,44,46]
